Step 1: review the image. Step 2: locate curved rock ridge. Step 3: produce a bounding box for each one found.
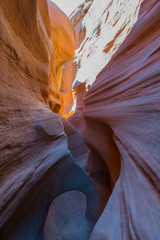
[0,0,105,239]
[59,0,93,117]
[0,0,160,239]
[70,0,160,239]
[45,191,89,240]
[47,1,76,113]
[48,1,75,80]
[60,0,143,116]
[74,0,143,86]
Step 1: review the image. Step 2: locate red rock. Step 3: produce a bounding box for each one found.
[70,0,160,239]
[59,1,92,116]
[61,0,143,117]
[0,1,104,239]
[0,0,159,239]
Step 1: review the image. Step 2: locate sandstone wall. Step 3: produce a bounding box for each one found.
[70,0,160,239]
[0,1,104,239]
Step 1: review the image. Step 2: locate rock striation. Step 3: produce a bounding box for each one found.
[59,0,93,117]
[70,0,160,239]
[0,0,105,239]
[0,0,160,239]
[61,0,143,116]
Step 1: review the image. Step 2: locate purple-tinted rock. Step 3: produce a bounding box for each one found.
[70,0,160,239]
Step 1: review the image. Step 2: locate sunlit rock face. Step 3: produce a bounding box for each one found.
[47,1,76,113]
[70,0,160,239]
[0,0,159,239]
[0,0,104,239]
[48,1,75,85]
[60,0,93,117]
[61,0,142,115]
[74,0,142,86]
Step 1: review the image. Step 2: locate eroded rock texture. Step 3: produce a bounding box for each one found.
[62,0,143,116]
[70,0,160,239]
[60,0,92,117]
[0,0,160,239]
[0,1,104,239]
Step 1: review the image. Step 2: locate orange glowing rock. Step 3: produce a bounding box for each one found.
[0,1,103,239]
[48,1,75,80]
[48,1,76,114]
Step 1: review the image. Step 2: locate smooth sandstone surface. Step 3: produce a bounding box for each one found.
[70,0,160,239]
[48,1,76,114]
[0,0,159,239]
[62,0,143,116]
[60,0,92,116]
[0,0,104,239]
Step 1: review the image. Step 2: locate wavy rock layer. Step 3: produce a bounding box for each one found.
[0,0,159,239]
[70,0,160,239]
[62,0,143,115]
[0,0,104,239]
[60,0,92,116]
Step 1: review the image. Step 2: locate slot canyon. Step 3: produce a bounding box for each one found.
[0,0,160,239]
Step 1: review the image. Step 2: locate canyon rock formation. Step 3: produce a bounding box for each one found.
[59,0,93,117]
[61,0,143,116]
[70,0,160,239]
[0,1,104,239]
[0,0,160,240]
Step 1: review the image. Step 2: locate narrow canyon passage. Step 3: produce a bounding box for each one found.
[0,0,160,240]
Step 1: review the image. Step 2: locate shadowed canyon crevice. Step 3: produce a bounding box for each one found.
[0,0,160,240]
